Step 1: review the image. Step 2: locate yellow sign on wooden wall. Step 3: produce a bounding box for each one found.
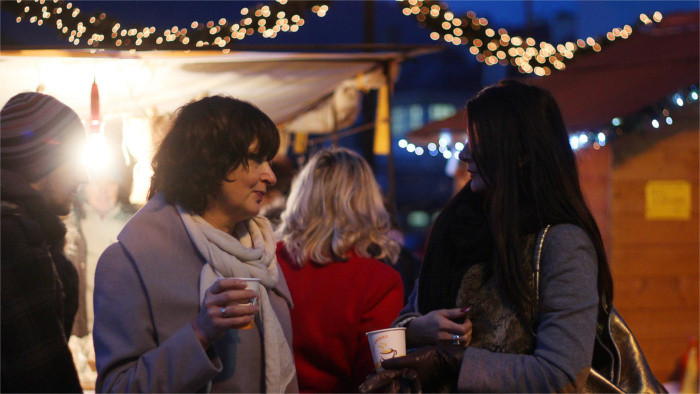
[645,180,692,220]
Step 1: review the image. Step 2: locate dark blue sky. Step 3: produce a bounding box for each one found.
[446,1,697,40]
[2,1,697,48]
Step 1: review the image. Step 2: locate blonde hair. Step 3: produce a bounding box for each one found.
[278,147,400,267]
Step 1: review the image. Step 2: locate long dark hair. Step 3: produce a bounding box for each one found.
[466,79,613,319]
[148,96,279,214]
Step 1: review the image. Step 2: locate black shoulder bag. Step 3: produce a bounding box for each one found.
[534,226,667,393]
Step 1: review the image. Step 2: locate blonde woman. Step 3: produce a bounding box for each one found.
[276,147,404,393]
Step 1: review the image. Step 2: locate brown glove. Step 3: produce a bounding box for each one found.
[359,344,465,393]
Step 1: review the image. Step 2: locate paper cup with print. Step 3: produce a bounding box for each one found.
[366,327,406,371]
[231,277,260,329]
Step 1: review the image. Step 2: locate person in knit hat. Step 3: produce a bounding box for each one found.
[1,92,87,392]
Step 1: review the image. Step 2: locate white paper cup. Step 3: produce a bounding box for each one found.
[366,327,406,371]
[234,277,260,306]
[220,277,260,329]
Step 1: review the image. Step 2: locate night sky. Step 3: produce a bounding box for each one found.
[2,1,698,49]
[447,1,697,38]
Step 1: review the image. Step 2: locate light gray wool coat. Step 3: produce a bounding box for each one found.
[93,193,298,393]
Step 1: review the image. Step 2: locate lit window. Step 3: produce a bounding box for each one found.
[428,103,456,121]
[408,104,424,131]
[407,211,431,228]
[391,106,407,136]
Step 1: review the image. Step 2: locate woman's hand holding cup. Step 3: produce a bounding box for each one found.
[192,278,259,348]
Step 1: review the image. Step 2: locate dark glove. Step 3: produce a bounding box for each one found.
[359,368,422,393]
[359,344,465,393]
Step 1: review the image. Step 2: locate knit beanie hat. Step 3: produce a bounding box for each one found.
[1,92,85,182]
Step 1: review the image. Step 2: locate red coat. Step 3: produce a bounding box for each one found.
[277,242,404,393]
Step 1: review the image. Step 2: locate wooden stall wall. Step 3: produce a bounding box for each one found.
[576,145,612,254]
[610,111,699,382]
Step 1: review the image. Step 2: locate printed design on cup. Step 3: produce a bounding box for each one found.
[373,334,401,369]
[377,341,398,362]
[367,327,406,371]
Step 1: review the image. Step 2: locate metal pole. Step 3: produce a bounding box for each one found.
[384,61,396,202]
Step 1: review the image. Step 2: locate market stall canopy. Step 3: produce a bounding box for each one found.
[407,11,699,145]
[0,47,432,134]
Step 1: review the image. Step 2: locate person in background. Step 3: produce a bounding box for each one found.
[276,147,404,393]
[452,159,470,196]
[260,157,296,231]
[361,80,612,392]
[93,96,297,392]
[64,168,135,337]
[383,197,421,304]
[1,92,87,392]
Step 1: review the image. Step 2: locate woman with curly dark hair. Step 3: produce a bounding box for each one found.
[93,96,298,393]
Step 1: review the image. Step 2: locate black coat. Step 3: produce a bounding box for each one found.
[1,169,82,393]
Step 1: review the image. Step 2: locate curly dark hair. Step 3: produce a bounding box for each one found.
[148,95,280,214]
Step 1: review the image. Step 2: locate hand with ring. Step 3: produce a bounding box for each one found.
[191,278,259,348]
[404,307,472,348]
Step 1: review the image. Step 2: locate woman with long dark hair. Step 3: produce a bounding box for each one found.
[361,80,613,392]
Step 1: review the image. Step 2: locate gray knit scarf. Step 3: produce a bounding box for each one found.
[178,208,295,393]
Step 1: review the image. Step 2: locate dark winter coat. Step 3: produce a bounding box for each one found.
[1,169,82,393]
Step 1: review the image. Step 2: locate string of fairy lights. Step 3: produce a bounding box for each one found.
[2,0,330,51]
[7,0,663,66]
[6,0,689,161]
[397,85,699,160]
[396,0,664,76]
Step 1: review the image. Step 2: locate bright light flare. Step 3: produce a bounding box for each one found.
[82,132,112,176]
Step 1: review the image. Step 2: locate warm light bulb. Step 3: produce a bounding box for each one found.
[82,133,113,175]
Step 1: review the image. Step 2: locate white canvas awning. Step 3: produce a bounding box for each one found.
[0,48,429,134]
[0,47,435,203]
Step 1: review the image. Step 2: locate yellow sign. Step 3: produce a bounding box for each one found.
[373,84,391,155]
[645,180,692,220]
[293,132,308,155]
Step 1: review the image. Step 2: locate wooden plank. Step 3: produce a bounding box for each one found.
[576,146,612,251]
[613,130,699,181]
[612,181,699,214]
[614,150,699,180]
[610,246,699,276]
[637,338,694,382]
[611,214,698,245]
[614,307,699,340]
[613,276,699,308]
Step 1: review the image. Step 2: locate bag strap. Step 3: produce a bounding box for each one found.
[531,225,551,337]
[533,224,551,304]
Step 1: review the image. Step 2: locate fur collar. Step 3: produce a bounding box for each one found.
[455,233,538,354]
